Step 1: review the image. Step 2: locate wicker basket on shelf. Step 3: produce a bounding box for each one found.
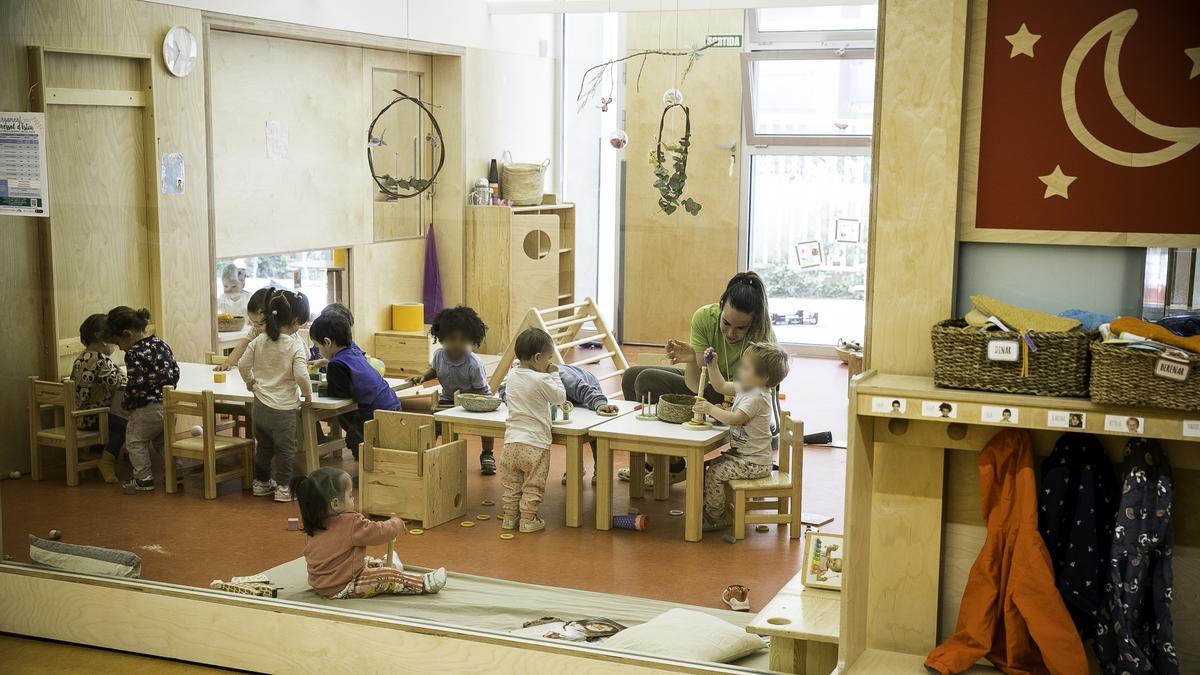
[1089,342,1200,412]
[656,393,697,424]
[930,319,1093,397]
[500,151,549,206]
[217,315,245,333]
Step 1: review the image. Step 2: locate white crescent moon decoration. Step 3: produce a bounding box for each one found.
[1061,9,1200,168]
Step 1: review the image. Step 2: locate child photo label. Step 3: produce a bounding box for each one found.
[921,400,957,419]
[1047,410,1086,429]
[986,339,1020,362]
[871,397,906,414]
[1105,414,1144,435]
[981,405,1019,424]
[1183,420,1200,438]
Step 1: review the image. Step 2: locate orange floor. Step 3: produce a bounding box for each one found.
[1,351,848,613]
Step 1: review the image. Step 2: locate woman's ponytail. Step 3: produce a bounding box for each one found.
[719,271,771,342]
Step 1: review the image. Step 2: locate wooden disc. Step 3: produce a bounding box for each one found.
[408,529,424,535]
[476,514,491,521]
[669,509,684,516]
[500,533,515,540]
[755,525,770,533]
[460,521,475,527]
[481,499,495,506]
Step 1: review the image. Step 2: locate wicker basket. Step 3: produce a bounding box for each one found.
[931,319,1093,397]
[1089,342,1200,412]
[500,151,549,206]
[458,393,502,413]
[657,393,697,424]
[217,315,245,333]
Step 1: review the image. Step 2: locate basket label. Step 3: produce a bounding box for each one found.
[987,340,1020,362]
[1154,358,1190,382]
[1184,420,1200,438]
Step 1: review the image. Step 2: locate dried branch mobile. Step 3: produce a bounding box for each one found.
[574,40,718,111]
[367,89,446,200]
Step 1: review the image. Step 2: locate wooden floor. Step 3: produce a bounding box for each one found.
[1,349,849,664]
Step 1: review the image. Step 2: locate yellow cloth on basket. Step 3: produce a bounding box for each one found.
[970,295,1080,333]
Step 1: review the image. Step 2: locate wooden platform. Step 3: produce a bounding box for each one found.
[746,571,839,674]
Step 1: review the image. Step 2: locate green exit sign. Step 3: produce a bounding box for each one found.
[705,34,742,48]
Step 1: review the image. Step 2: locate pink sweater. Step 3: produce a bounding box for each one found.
[304,512,402,597]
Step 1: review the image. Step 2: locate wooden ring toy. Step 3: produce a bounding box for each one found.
[500,533,515,540]
[476,514,491,521]
[481,499,495,506]
[669,509,684,516]
[408,529,424,535]
[460,521,475,527]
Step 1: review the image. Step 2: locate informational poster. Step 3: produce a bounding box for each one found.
[0,112,49,217]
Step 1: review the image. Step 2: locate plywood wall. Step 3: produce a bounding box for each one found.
[0,0,211,473]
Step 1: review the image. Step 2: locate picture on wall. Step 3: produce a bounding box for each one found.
[834,218,861,243]
[802,531,844,591]
[794,240,823,269]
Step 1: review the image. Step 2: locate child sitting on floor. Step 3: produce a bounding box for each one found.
[104,306,180,493]
[292,467,446,599]
[309,312,399,459]
[498,328,566,533]
[691,342,789,531]
[238,290,312,503]
[216,286,277,371]
[415,306,496,475]
[72,314,128,484]
[499,363,618,485]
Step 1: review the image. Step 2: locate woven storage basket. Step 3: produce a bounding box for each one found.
[458,393,502,413]
[217,315,245,332]
[1089,342,1200,412]
[656,393,697,424]
[931,319,1093,397]
[500,151,549,206]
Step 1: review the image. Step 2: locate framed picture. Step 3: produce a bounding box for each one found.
[802,531,844,591]
[794,241,823,269]
[835,218,860,243]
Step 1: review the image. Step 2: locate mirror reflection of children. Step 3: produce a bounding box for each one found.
[72,314,128,484]
[1068,413,1084,429]
[1001,408,1012,423]
[813,542,843,582]
[292,467,446,599]
[939,402,953,418]
[215,287,276,371]
[891,400,901,413]
[217,264,250,317]
[1126,417,1140,433]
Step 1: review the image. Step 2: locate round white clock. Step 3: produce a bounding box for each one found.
[162,25,197,77]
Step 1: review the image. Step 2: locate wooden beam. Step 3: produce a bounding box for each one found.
[44,87,146,107]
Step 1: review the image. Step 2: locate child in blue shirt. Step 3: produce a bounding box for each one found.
[309,313,399,460]
[415,306,495,474]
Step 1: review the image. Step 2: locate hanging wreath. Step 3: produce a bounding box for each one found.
[367,89,445,199]
[651,103,701,216]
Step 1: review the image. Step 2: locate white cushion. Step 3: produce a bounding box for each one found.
[602,608,766,664]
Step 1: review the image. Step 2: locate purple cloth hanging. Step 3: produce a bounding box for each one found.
[423,222,443,323]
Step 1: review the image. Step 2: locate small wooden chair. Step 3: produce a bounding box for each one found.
[359,411,466,528]
[163,386,253,499]
[729,412,804,540]
[205,352,254,439]
[28,376,108,486]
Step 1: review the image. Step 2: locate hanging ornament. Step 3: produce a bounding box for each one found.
[598,96,613,113]
[608,129,629,150]
[662,88,684,106]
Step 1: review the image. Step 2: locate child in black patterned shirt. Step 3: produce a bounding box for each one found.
[71,314,128,483]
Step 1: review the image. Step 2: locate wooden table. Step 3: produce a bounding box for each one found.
[433,400,640,527]
[174,362,414,471]
[746,570,840,674]
[589,414,729,542]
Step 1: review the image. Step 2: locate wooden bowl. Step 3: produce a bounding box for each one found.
[458,393,502,413]
[656,393,697,424]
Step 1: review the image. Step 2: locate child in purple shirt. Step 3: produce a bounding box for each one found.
[415,306,495,475]
[310,313,399,460]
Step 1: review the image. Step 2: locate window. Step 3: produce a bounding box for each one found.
[215,248,345,320]
[748,5,877,45]
[743,51,875,143]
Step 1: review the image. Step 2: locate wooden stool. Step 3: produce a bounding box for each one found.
[27,376,107,486]
[360,411,466,528]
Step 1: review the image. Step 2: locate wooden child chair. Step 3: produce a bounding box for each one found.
[163,386,253,499]
[27,376,108,486]
[359,411,466,528]
[729,411,805,540]
[204,352,254,439]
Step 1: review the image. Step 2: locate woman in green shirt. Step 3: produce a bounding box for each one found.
[619,271,776,483]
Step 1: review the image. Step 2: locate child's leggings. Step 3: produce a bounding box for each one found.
[125,404,163,482]
[252,401,298,486]
[335,564,426,599]
[704,452,771,518]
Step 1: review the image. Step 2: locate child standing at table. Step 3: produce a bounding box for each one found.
[238,290,312,502]
[307,303,363,367]
[72,314,128,484]
[103,307,179,492]
[292,467,446,599]
[215,286,277,371]
[217,264,250,318]
[691,342,789,531]
[415,306,496,475]
[498,328,566,533]
[309,312,399,460]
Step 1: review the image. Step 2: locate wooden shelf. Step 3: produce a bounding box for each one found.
[846,649,997,674]
[511,203,575,213]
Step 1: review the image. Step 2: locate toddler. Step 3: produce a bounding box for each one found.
[309,312,399,459]
[71,314,128,484]
[292,467,446,599]
[498,328,566,533]
[416,306,496,474]
[216,286,277,371]
[217,264,250,317]
[238,290,312,502]
[103,307,180,492]
[691,342,789,531]
[307,303,363,366]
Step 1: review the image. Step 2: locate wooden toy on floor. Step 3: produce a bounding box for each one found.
[287,517,300,531]
[682,349,714,431]
[49,529,62,540]
[210,579,281,598]
[359,411,467,528]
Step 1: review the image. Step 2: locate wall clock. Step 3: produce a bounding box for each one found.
[162,25,197,78]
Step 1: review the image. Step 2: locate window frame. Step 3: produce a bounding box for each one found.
[746,6,877,50]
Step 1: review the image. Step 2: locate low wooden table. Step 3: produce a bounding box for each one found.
[434,400,640,527]
[174,362,414,471]
[589,414,729,542]
[746,571,840,674]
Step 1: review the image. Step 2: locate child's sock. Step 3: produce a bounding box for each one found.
[98,452,118,484]
[423,567,447,593]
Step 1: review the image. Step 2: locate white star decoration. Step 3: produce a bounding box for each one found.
[1039,165,1076,199]
[1187,47,1200,79]
[1005,23,1041,58]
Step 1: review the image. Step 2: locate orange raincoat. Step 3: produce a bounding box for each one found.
[925,428,1088,675]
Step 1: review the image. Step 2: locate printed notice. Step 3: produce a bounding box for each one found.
[922,400,957,419]
[981,405,1019,424]
[871,397,906,414]
[0,112,49,217]
[1105,414,1144,435]
[1183,420,1200,438]
[1047,410,1086,429]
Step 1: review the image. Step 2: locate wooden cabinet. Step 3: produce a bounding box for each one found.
[373,329,435,377]
[465,203,575,354]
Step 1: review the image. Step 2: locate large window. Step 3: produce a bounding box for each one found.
[743,50,875,143]
[215,248,344,321]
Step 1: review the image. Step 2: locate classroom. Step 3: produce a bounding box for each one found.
[1,0,1197,673]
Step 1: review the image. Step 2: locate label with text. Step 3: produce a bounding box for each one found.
[1105,414,1144,435]
[987,340,1020,362]
[1183,420,1200,438]
[981,405,1019,424]
[871,397,906,414]
[1154,358,1190,382]
[1047,410,1086,429]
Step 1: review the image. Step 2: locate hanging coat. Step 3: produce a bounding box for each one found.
[1094,438,1178,674]
[925,428,1088,675]
[1038,432,1119,639]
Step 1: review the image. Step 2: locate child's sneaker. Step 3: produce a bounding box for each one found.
[423,567,447,594]
[122,477,154,492]
[519,516,545,533]
[252,479,277,497]
[479,451,496,475]
[501,514,519,530]
[274,485,293,502]
[98,453,118,484]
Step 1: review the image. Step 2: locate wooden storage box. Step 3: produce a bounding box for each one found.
[373,329,435,377]
[1089,342,1200,412]
[930,319,1093,397]
[359,411,466,528]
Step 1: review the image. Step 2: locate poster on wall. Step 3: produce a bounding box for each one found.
[0,112,49,217]
[973,2,1200,235]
